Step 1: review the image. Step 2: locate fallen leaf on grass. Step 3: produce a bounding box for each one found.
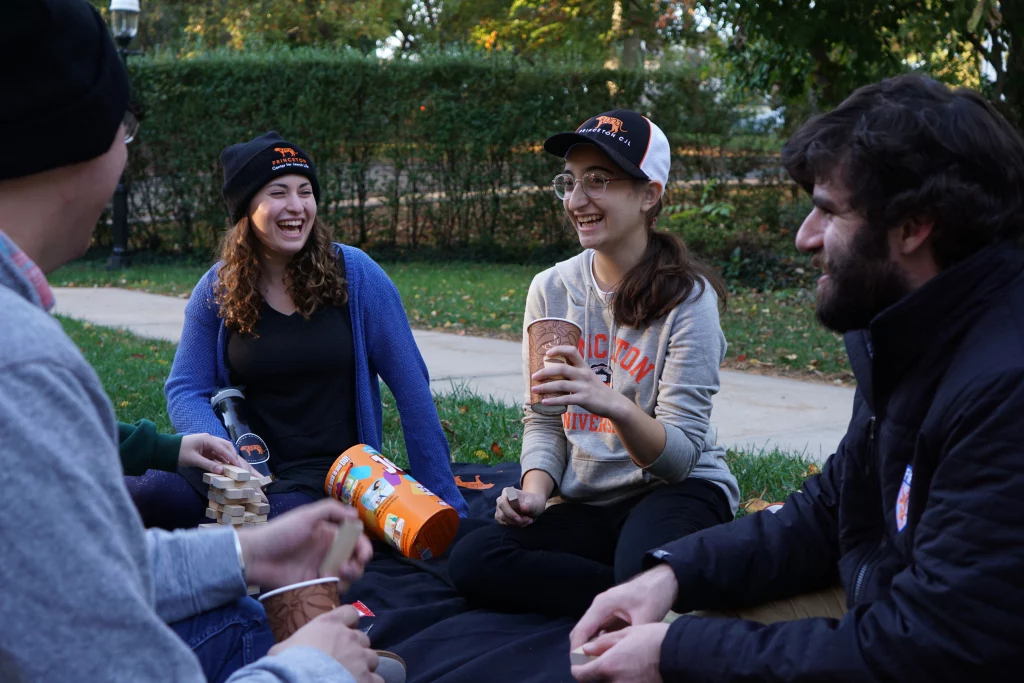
[131,353,145,359]
[490,442,504,458]
[743,498,772,513]
[474,449,488,460]
[458,405,469,414]
[803,463,821,477]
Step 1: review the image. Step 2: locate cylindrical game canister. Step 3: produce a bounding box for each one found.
[325,445,459,560]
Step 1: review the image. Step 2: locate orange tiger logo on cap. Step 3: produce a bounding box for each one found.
[593,116,628,135]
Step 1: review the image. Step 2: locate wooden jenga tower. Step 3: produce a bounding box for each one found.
[201,464,271,525]
[198,464,272,595]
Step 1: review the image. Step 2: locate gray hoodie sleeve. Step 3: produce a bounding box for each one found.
[643,285,728,482]
[519,274,570,490]
[0,357,209,681]
[227,648,356,683]
[148,526,248,624]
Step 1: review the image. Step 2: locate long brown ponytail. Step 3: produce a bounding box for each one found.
[611,198,728,328]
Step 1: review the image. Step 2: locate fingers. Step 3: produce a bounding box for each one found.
[495,489,530,526]
[298,498,360,525]
[205,436,240,463]
[365,647,379,671]
[547,344,585,368]
[585,628,629,656]
[571,595,628,649]
[195,456,224,475]
[331,604,361,629]
[530,379,575,396]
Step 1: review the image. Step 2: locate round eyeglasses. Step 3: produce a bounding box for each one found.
[123,110,140,145]
[552,172,630,200]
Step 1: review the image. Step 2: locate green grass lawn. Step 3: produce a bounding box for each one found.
[60,316,815,512]
[54,257,849,382]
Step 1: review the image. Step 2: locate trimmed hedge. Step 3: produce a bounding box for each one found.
[111,48,783,260]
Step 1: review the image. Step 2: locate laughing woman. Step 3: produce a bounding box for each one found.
[126,132,467,529]
[449,111,739,617]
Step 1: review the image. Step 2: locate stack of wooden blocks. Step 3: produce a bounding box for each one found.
[198,464,272,595]
[201,464,271,526]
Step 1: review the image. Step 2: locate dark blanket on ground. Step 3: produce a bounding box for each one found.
[345,462,576,683]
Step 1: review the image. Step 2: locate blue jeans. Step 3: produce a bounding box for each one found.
[170,597,276,683]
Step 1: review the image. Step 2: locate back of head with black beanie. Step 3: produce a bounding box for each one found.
[0,0,129,181]
[221,132,321,224]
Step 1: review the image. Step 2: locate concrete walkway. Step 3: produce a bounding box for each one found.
[52,287,854,461]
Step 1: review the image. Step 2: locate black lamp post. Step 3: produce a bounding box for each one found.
[106,0,140,270]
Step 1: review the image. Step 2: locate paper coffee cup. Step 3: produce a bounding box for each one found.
[527,317,583,416]
[325,445,459,561]
[258,577,340,642]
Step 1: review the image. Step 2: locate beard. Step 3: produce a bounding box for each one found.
[815,225,913,333]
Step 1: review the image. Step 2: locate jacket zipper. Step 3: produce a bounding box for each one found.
[853,536,888,603]
[853,415,881,603]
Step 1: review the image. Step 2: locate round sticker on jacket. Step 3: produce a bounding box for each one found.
[896,465,913,532]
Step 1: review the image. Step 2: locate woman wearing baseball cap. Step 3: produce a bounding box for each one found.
[127,132,468,527]
[449,110,739,617]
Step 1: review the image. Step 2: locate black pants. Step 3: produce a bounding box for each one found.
[448,477,731,618]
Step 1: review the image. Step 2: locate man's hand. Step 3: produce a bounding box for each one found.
[571,564,679,649]
[495,487,545,526]
[178,433,246,474]
[236,499,373,591]
[269,605,382,683]
[571,623,669,683]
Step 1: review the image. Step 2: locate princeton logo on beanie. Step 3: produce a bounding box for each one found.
[543,110,671,196]
[221,132,321,224]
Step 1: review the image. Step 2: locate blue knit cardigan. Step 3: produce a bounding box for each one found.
[164,244,468,517]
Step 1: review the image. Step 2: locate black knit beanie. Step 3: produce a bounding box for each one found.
[221,132,321,224]
[0,0,129,180]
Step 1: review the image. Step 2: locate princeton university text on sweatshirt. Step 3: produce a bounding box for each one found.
[520,250,740,511]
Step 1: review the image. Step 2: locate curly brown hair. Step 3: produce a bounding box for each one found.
[214,216,348,335]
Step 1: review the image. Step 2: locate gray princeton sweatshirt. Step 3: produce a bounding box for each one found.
[520,250,740,511]
[0,241,353,682]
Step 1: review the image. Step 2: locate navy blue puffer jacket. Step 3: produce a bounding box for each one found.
[649,243,1024,682]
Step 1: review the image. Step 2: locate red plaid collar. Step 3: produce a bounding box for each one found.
[0,231,55,311]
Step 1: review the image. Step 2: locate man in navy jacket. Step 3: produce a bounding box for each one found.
[570,74,1024,682]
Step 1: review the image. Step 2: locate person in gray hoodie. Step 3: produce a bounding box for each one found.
[0,2,384,682]
[449,110,740,618]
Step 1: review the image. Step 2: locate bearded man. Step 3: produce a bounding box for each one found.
[568,74,1024,683]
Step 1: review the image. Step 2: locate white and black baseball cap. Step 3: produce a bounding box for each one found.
[544,110,671,195]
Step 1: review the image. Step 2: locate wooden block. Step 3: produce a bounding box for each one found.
[220,464,251,482]
[221,504,245,517]
[255,488,268,503]
[208,500,223,512]
[204,508,220,521]
[246,584,261,596]
[255,475,273,488]
[208,490,228,506]
[570,647,596,666]
[319,519,364,576]
[244,502,270,515]
[219,514,244,525]
[203,473,235,489]
[221,487,255,500]
[198,523,221,531]
[243,512,268,524]
[507,487,522,514]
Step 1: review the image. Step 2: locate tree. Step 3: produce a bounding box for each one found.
[702,1,1023,129]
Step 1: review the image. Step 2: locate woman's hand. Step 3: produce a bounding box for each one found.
[178,433,248,474]
[495,487,546,526]
[531,345,629,420]
[236,499,374,592]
